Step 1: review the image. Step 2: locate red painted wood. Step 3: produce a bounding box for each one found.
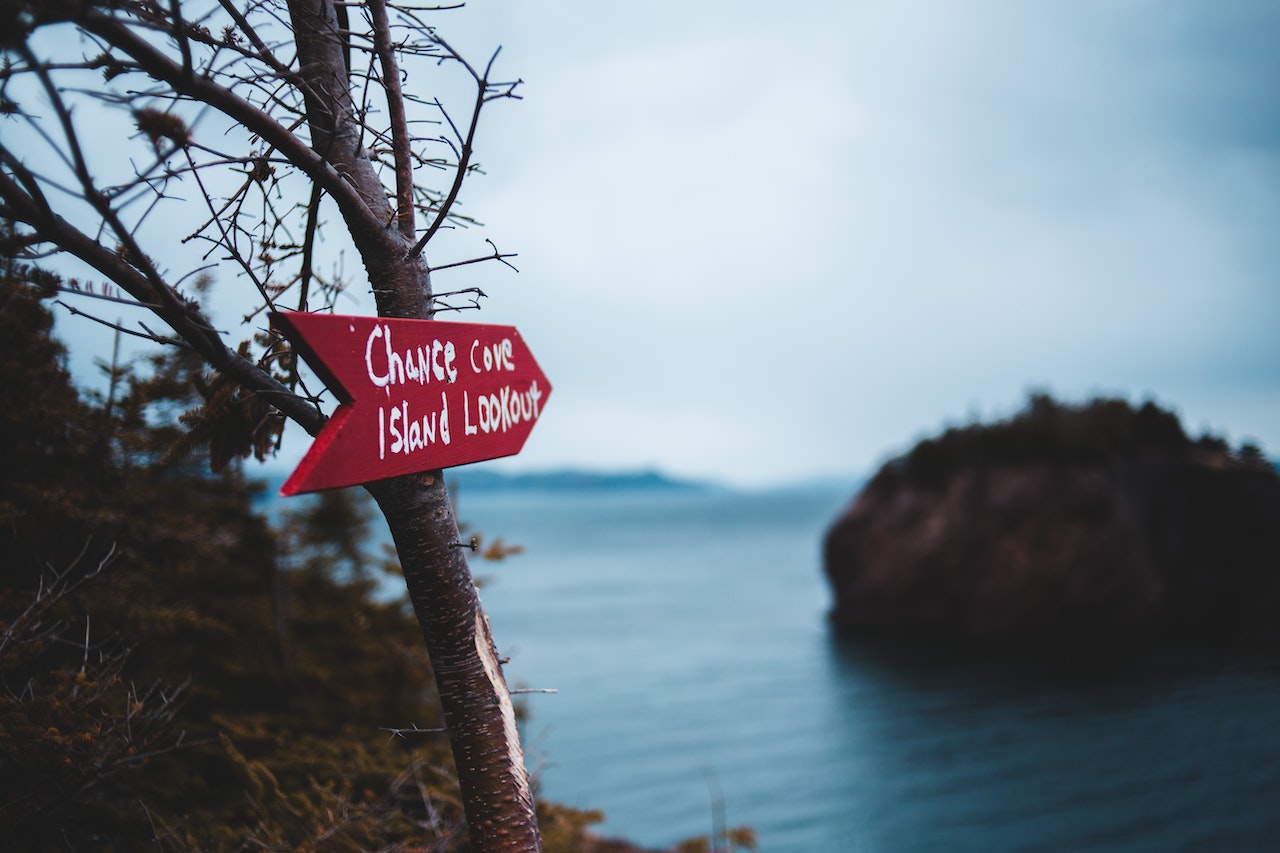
[271,311,552,496]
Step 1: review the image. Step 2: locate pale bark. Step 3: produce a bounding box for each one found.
[368,473,539,850]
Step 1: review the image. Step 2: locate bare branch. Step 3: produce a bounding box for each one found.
[0,541,114,661]
[428,239,518,274]
[298,180,322,312]
[368,0,414,238]
[407,38,521,260]
[12,46,233,354]
[379,722,447,743]
[2,167,324,434]
[216,0,308,90]
[182,148,278,311]
[55,300,194,349]
[79,7,392,256]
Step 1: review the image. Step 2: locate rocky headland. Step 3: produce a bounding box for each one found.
[823,396,1280,650]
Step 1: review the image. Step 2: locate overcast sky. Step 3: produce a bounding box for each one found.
[407,0,1279,486]
[50,1,1280,488]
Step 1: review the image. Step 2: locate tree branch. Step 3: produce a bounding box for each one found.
[0,168,324,436]
[368,0,415,239]
[406,46,486,261]
[79,7,395,261]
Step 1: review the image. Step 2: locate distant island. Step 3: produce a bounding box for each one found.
[259,467,713,498]
[445,467,714,493]
[823,395,1280,651]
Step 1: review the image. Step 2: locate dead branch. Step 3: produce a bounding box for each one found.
[368,0,414,238]
[407,37,522,260]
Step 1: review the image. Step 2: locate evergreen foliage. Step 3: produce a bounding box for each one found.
[0,265,651,850]
[872,392,1263,491]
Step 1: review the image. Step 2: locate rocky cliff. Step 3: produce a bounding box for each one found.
[823,396,1280,648]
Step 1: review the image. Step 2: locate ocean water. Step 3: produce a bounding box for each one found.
[443,486,1279,852]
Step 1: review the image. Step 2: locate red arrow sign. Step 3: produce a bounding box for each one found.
[271,311,552,496]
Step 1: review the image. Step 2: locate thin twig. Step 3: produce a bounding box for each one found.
[54,300,195,349]
[379,722,448,744]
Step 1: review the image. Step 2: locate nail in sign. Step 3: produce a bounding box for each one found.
[271,311,552,496]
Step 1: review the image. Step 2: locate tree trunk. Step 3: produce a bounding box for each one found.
[367,473,541,850]
[286,1,542,848]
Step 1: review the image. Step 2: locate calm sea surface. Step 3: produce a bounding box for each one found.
[416,486,1279,852]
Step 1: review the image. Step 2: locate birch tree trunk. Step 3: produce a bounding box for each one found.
[369,474,539,850]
